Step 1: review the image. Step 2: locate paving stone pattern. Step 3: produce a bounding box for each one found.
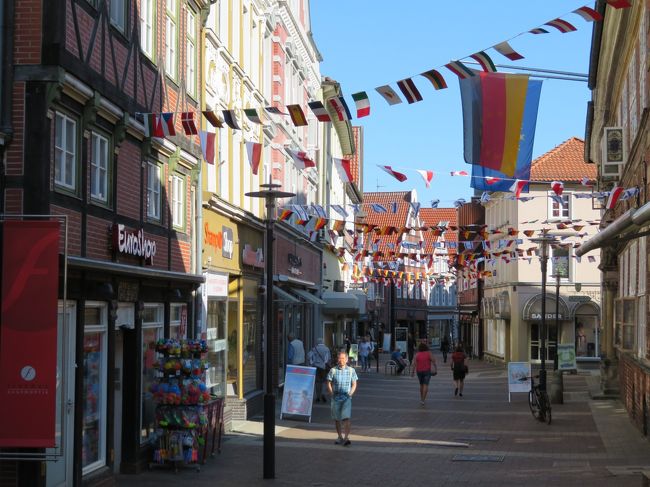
[116,354,650,486]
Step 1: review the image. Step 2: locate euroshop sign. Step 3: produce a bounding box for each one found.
[112,224,156,263]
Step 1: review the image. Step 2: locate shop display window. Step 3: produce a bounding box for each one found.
[242,300,260,393]
[206,299,227,397]
[227,300,238,391]
[82,304,107,474]
[170,303,187,340]
[141,304,163,443]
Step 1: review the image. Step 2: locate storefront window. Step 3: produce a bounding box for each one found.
[141,304,163,443]
[243,299,260,393]
[207,299,227,396]
[170,303,187,339]
[575,314,600,358]
[227,300,238,393]
[82,304,107,474]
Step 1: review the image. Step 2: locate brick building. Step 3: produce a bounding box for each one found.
[0,0,206,484]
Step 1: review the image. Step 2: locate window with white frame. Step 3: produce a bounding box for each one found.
[90,133,109,203]
[551,246,570,279]
[170,303,187,339]
[141,304,163,444]
[54,112,77,191]
[171,174,184,228]
[82,303,107,474]
[139,0,154,58]
[165,0,178,80]
[110,0,126,32]
[549,193,570,220]
[147,162,162,221]
[186,9,197,98]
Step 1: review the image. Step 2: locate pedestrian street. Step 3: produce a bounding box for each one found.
[117,353,650,486]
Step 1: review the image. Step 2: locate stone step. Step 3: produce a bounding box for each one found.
[563,390,591,402]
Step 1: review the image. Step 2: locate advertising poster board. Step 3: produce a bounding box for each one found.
[557,343,577,371]
[382,333,392,352]
[349,343,358,363]
[280,365,316,422]
[0,221,60,447]
[395,327,408,356]
[507,362,531,402]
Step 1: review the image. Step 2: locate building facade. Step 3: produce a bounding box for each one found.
[482,138,601,368]
[579,0,650,437]
[1,0,207,484]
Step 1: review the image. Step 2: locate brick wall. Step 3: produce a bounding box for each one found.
[14,0,42,64]
[619,355,650,437]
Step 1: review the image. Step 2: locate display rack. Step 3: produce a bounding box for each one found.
[149,339,210,473]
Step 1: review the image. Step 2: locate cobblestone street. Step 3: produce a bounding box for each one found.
[117,354,650,486]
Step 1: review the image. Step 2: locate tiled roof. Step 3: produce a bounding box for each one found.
[530,137,595,182]
[420,208,458,256]
[361,192,410,255]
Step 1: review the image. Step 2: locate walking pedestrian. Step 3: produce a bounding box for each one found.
[287,333,305,365]
[327,350,358,446]
[407,332,416,364]
[440,335,450,363]
[411,342,437,406]
[358,336,372,372]
[308,338,331,403]
[451,344,468,397]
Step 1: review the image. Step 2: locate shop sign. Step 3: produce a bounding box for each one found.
[242,244,264,268]
[0,221,59,447]
[205,273,228,297]
[288,253,303,276]
[568,295,591,303]
[112,224,156,263]
[531,313,563,320]
[204,223,234,260]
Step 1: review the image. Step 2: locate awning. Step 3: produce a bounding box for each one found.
[68,256,204,284]
[322,291,359,314]
[576,201,650,257]
[291,288,327,305]
[273,286,300,303]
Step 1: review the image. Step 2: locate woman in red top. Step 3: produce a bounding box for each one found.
[411,342,437,407]
[451,344,467,397]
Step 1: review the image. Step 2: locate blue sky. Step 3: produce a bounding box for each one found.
[310,1,594,206]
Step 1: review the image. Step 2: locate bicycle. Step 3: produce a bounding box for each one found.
[520,375,552,424]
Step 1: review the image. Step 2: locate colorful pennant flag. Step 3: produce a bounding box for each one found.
[445,61,475,79]
[313,217,328,231]
[351,92,371,117]
[620,187,639,201]
[328,97,353,121]
[573,6,603,22]
[409,202,421,217]
[278,208,294,221]
[480,191,490,203]
[286,149,315,170]
[375,85,403,105]
[199,130,215,165]
[181,112,198,135]
[430,198,439,208]
[265,106,287,115]
[485,177,501,185]
[493,41,524,61]
[606,0,632,8]
[545,18,577,33]
[421,69,448,90]
[460,72,542,178]
[144,113,164,138]
[450,170,469,176]
[160,113,176,136]
[551,181,564,196]
[580,176,594,187]
[334,158,353,183]
[378,165,408,182]
[307,101,331,122]
[371,204,388,213]
[287,104,308,126]
[415,169,434,188]
[222,110,240,130]
[243,108,263,124]
[397,78,423,104]
[606,185,624,209]
[529,28,549,35]
[509,179,528,198]
[203,110,223,128]
[245,141,262,175]
[470,51,497,72]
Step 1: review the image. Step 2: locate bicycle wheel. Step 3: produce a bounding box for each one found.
[539,391,552,425]
[528,390,541,420]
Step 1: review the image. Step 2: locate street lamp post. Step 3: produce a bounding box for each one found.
[553,272,561,371]
[531,230,557,392]
[246,181,295,480]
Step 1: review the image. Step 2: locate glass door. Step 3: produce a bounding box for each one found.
[46,302,76,487]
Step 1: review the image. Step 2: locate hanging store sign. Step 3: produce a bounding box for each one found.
[112,224,156,263]
[0,221,59,447]
[242,244,264,268]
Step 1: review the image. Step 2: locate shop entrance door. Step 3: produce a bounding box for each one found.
[47,302,76,487]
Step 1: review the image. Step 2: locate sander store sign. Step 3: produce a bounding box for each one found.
[112,224,157,263]
[204,223,234,259]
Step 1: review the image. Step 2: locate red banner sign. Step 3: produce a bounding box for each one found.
[0,221,60,447]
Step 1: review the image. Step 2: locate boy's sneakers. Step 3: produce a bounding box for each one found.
[343,439,351,446]
[334,438,343,445]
